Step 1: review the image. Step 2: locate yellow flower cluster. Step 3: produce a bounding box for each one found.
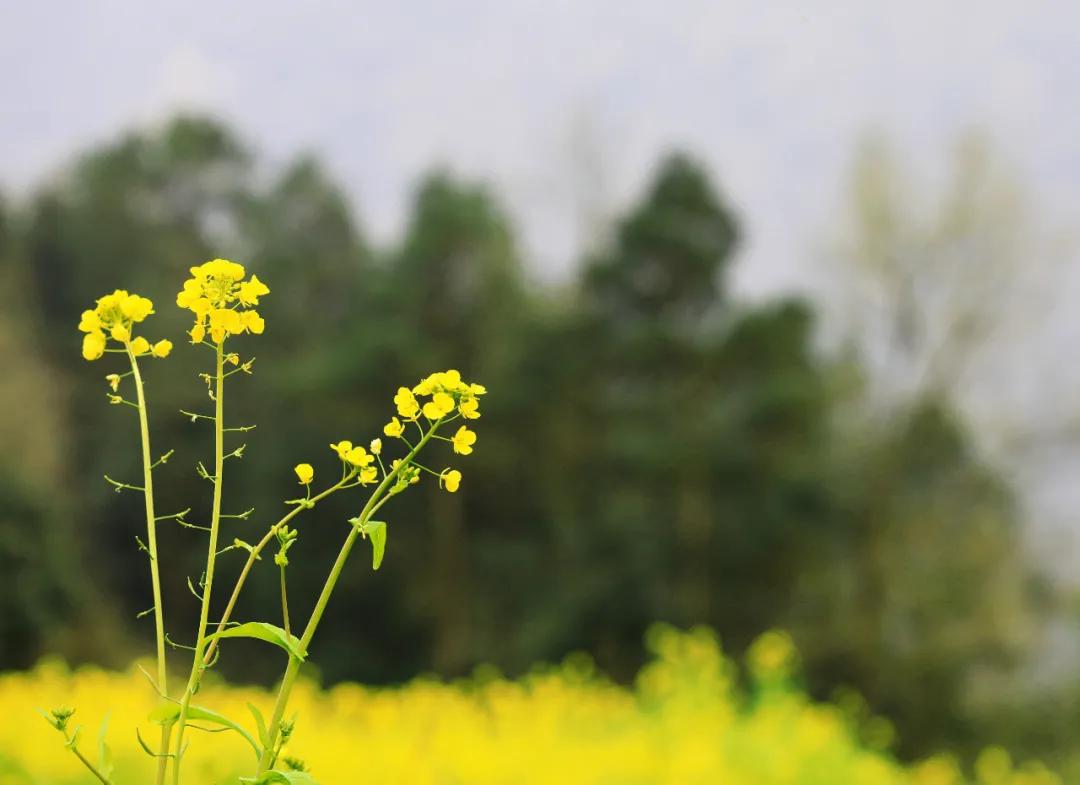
[77,290,172,361]
[176,258,269,343]
[0,628,1060,785]
[393,369,485,423]
[380,370,484,494]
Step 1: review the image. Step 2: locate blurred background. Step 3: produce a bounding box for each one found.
[2,0,1080,776]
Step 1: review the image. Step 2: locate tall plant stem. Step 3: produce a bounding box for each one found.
[171,341,225,785]
[255,424,438,774]
[127,347,171,785]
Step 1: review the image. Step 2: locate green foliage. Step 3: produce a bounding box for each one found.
[205,623,307,661]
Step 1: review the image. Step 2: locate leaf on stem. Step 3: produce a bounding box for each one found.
[148,703,260,760]
[204,621,308,661]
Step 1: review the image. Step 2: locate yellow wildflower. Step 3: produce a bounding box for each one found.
[177,258,267,342]
[346,446,374,468]
[394,387,420,419]
[151,340,173,358]
[242,310,265,334]
[459,396,480,419]
[111,324,130,342]
[78,310,101,333]
[238,274,270,306]
[359,466,378,484]
[422,391,455,420]
[82,332,106,361]
[440,469,462,493]
[294,463,314,485]
[384,417,405,438]
[330,441,353,460]
[451,426,477,455]
[370,438,382,455]
[120,294,154,321]
[130,337,150,355]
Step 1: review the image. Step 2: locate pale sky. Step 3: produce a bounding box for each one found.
[2,0,1076,294]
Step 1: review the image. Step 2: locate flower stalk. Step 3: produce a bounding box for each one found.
[126,346,172,785]
[170,341,225,785]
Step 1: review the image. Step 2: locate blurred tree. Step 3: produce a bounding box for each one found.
[0,117,1052,771]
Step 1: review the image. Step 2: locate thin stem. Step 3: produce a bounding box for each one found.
[256,423,440,774]
[279,566,291,638]
[171,342,226,785]
[127,346,172,785]
[201,476,352,665]
[65,731,114,785]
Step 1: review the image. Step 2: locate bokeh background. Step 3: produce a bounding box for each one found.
[3,1,1080,781]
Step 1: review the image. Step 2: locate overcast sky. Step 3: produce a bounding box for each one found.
[2,0,1077,295]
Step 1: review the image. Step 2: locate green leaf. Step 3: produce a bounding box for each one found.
[97,713,114,779]
[148,703,260,760]
[364,520,387,570]
[240,770,321,785]
[205,622,307,661]
[246,702,271,750]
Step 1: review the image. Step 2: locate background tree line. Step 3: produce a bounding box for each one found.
[0,116,1065,767]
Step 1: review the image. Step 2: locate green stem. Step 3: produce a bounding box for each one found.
[65,732,114,785]
[202,477,352,665]
[279,565,291,638]
[171,342,226,785]
[127,347,172,785]
[255,423,439,774]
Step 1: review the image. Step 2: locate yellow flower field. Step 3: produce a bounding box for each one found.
[0,627,1059,785]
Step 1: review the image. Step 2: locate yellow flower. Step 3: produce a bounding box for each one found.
[470,382,487,395]
[78,310,101,333]
[105,373,121,391]
[120,294,154,322]
[208,308,243,343]
[330,440,353,460]
[384,417,405,438]
[242,310,265,334]
[346,446,374,468]
[395,387,420,419]
[111,324,130,342]
[226,353,240,366]
[238,274,270,306]
[439,369,464,390]
[359,466,378,484]
[458,396,480,419]
[151,340,173,358]
[82,332,106,361]
[451,426,477,455]
[440,469,462,492]
[294,463,314,485]
[130,336,151,355]
[422,391,455,420]
[189,323,206,344]
[177,259,267,342]
[369,438,382,456]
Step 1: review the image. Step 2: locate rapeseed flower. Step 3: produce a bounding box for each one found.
[176,258,268,343]
[77,290,167,363]
[440,468,462,492]
[294,464,314,485]
[451,426,477,456]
